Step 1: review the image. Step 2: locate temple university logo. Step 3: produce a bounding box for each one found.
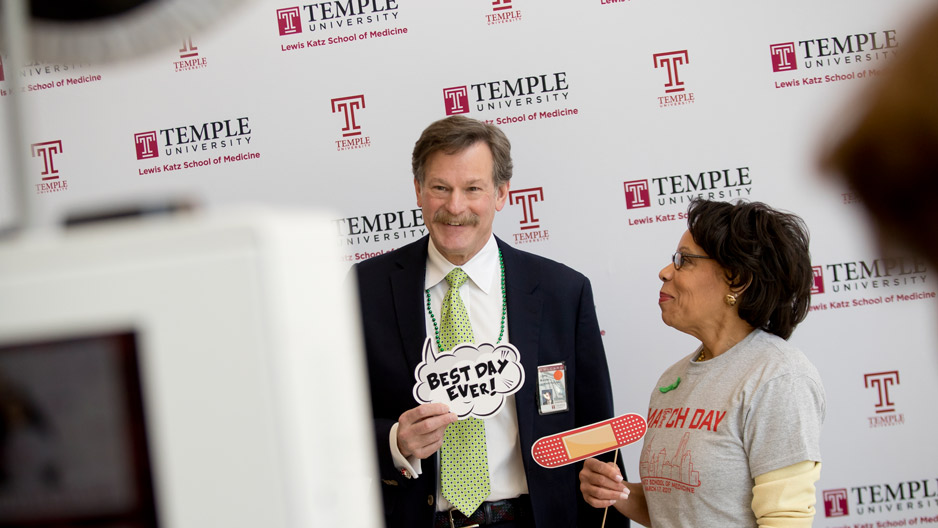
[277,7,302,36]
[487,0,522,25]
[653,50,689,93]
[865,371,899,414]
[509,187,543,230]
[509,187,549,244]
[336,207,426,251]
[135,131,159,160]
[443,86,470,115]
[175,37,208,72]
[811,266,825,294]
[31,140,68,194]
[332,95,371,151]
[864,370,905,428]
[31,140,63,180]
[332,95,365,137]
[653,50,695,107]
[179,38,199,59]
[823,489,849,518]
[624,180,651,209]
[770,42,798,72]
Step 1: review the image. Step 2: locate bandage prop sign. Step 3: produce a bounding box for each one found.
[532,414,647,468]
[413,338,525,419]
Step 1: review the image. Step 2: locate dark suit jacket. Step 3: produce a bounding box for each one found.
[354,236,629,528]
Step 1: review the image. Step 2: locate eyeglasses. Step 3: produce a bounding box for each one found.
[672,251,713,270]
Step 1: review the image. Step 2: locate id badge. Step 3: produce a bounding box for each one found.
[537,362,568,415]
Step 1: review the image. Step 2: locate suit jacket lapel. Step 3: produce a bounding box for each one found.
[498,238,542,449]
[389,237,431,375]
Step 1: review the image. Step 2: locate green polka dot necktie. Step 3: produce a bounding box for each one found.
[439,268,491,516]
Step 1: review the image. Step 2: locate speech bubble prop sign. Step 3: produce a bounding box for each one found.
[413,338,525,419]
[532,413,647,468]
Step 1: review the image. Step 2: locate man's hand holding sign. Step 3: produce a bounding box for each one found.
[401,337,524,462]
[396,402,456,460]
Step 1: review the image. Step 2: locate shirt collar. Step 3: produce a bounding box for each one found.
[426,235,499,294]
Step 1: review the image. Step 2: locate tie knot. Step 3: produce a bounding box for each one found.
[445,268,469,290]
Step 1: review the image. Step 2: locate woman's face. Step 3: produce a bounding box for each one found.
[658,230,732,338]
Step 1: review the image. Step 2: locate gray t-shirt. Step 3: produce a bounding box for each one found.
[640,329,825,528]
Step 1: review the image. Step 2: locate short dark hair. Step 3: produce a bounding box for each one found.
[687,198,812,340]
[411,115,513,187]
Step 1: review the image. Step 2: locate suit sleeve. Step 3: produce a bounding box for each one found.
[350,260,435,527]
[573,277,631,528]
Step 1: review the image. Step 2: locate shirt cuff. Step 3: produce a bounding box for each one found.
[389,422,422,479]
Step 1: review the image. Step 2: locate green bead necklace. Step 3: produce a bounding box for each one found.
[425,250,507,349]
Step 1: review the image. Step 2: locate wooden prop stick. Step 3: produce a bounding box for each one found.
[600,449,619,528]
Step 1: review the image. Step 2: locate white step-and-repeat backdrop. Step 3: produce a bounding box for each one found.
[3,1,938,526]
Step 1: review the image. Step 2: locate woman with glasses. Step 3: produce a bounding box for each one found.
[579,198,825,528]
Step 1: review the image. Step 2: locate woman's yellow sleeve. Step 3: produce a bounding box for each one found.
[751,460,822,528]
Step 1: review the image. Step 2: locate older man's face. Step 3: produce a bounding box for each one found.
[415,141,508,266]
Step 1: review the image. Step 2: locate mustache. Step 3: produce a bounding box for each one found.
[433,210,480,226]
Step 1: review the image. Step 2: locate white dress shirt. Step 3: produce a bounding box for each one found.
[389,234,529,511]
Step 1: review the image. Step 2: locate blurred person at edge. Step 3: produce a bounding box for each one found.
[822,5,938,268]
[579,198,826,528]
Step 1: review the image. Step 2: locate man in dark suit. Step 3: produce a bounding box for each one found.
[353,115,628,528]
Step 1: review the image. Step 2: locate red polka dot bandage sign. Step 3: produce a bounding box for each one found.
[531,413,647,468]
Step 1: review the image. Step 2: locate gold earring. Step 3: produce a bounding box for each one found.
[724,294,737,306]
